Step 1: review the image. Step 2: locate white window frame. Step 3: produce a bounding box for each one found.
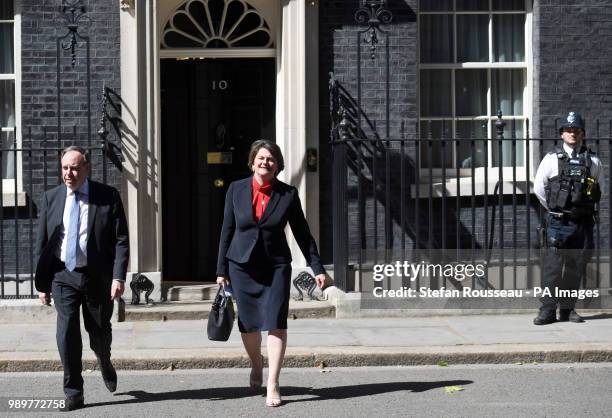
[417,0,533,194]
[0,0,23,202]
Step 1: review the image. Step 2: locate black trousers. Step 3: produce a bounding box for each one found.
[540,214,594,313]
[52,267,114,399]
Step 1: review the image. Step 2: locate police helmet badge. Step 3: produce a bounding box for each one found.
[559,111,585,133]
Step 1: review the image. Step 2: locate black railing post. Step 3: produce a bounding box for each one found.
[511,120,517,289]
[495,110,506,288]
[28,131,34,295]
[98,86,109,184]
[332,107,350,292]
[13,136,19,297]
[525,119,531,288]
[594,119,601,288]
[0,141,4,298]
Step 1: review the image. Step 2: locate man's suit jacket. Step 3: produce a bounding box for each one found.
[216,177,325,277]
[35,180,129,293]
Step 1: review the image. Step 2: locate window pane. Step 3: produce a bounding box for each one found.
[456,0,488,11]
[492,0,524,11]
[492,69,524,116]
[491,122,524,167]
[457,120,487,168]
[455,69,487,117]
[0,2,13,20]
[420,70,452,117]
[420,120,453,169]
[0,23,14,73]
[457,15,488,62]
[1,129,15,179]
[493,14,525,62]
[420,0,453,12]
[0,80,15,128]
[420,15,454,63]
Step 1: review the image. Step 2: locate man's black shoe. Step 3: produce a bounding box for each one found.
[533,311,556,325]
[559,309,585,323]
[59,395,84,412]
[100,361,117,392]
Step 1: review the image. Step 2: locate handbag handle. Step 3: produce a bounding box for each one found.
[213,285,229,309]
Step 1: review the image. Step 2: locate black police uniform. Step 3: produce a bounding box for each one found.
[540,148,599,312]
[534,112,602,324]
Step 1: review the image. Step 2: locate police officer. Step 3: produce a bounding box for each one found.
[533,112,604,325]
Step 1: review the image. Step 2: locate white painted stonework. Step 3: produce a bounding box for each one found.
[120,0,321,283]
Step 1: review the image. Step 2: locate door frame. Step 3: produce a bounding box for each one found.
[160,57,276,281]
[119,0,320,284]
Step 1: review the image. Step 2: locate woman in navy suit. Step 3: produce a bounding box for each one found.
[216,140,326,407]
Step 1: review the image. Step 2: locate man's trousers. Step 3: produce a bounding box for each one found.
[52,267,114,399]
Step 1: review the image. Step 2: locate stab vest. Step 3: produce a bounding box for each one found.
[545,147,601,217]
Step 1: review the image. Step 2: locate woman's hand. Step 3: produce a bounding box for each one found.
[315,274,326,289]
[216,276,230,288]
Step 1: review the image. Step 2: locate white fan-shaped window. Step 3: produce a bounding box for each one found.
[162,0,273,49]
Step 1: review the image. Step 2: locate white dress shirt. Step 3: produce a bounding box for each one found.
[534,143,605,210]
[56,179,89,267]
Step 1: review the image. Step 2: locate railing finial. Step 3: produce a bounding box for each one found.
[495,110,506,139]
[354,0,393,59]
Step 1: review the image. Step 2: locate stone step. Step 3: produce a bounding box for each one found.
[160,277,326,302]
[163,283,219,302]
[125,299,335,321]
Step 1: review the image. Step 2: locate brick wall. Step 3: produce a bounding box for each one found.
[319,0,418,263]
[1,0,121,278]
[319,0,612,265]
[533,0,612,134]
[533,0,612,248]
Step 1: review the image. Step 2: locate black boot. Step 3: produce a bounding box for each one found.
[533,310,556,325]
[98,358,117,392]
[559,309,585,323]
[59,395,84,412]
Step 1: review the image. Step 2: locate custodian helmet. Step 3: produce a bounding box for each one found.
[558,111,585,134]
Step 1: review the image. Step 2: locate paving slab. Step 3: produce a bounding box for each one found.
[0,314,611,371]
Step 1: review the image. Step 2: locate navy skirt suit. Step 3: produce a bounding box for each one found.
[216,177,325,332]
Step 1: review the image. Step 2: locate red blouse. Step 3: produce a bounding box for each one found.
[252,176,273,222]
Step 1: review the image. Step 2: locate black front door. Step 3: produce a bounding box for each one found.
[161,58,276,281]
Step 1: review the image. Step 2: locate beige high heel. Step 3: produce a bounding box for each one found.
[249,355,264,390]
[266,383,282,407]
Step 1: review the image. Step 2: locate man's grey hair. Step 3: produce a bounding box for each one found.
[61,145,89,164]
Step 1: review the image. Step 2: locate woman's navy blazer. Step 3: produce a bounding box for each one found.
[216,177,325,277]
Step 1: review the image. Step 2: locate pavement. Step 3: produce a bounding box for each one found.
[1,311,612,372]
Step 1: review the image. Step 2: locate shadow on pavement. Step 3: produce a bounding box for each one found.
[89,380,474,407]
[581,313,612,320]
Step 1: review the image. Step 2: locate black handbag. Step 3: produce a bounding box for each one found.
[207,286,235,341]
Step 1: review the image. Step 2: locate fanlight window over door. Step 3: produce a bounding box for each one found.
[161,0,273,49]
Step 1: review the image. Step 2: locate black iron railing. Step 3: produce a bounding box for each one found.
[327,1,611,295]
[0,126,118,299]
[329,102,611,293]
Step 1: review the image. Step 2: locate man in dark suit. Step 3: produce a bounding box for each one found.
[35,146,129,411]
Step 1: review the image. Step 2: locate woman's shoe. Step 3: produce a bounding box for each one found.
[266,383,282,407]
[249,355,264,390]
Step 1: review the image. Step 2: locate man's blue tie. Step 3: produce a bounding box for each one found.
[65,191,79,271]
